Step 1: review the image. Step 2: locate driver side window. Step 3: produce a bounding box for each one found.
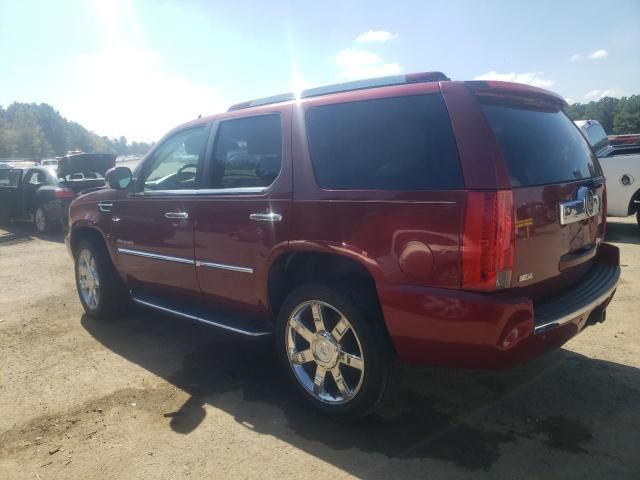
[142,126,206,191]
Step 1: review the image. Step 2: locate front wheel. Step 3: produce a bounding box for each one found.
[276,284,395,418]
[74,239,128,318]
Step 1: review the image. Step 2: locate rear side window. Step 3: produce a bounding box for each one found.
[211,114,282,189]
[480,102,602,187]
[306,95,463,190]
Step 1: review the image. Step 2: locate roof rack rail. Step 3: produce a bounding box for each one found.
[228,71,449,111]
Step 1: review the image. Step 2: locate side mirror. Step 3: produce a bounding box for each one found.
[105,166,133,190]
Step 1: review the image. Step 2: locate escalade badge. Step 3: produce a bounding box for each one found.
[584,189,596,216]
[558,186,601,225]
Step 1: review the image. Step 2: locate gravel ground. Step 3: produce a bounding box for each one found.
[0,218,639,479]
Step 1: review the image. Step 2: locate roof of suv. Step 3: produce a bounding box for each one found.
[166,72,567,139]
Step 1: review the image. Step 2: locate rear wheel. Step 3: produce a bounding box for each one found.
[74,239,128,318]
[276,284,395,418]
[34,206,50,234]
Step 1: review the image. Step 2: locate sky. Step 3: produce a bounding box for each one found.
[1,0,639,142]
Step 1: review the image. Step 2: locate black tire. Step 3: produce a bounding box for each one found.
[33,206,51,234]
[636,209,640,228]
[74,239,129,318]
[275,283,396,418]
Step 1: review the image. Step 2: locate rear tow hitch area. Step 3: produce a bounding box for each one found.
[587,307,606,326]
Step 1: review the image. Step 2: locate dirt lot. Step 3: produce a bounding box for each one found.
[0,218,639,479]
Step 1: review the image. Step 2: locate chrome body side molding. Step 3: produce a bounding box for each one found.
[117,248,194,265]
[195,260,253,274]
[117,247,253,273]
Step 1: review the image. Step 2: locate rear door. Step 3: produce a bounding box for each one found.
[193,110,292,318]
[111,125,208,296]
[21,169,47,217]
[477,94,604,294]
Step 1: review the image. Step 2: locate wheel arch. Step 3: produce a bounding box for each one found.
[266,249,394,353]
[628,187,640,215]
[70,225,110,259]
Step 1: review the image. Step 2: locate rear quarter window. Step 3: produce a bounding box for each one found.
[305,94,463,190]
[480,101,602,187]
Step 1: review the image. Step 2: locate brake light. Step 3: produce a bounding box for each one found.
[54,188,74,199]
[461,191,515,291]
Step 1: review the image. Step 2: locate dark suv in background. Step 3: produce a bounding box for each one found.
[66,72,620,417]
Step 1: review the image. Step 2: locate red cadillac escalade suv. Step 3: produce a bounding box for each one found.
[66,72,621,417]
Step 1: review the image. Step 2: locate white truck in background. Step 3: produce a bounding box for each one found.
[575,120,640,227]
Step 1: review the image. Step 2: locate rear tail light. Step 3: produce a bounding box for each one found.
[54,188,74,199]
[461,190,515,291]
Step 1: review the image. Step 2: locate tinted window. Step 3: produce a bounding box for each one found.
[211,114,282,189]
[28,171,46,185]
[305,95,462,190]
[0,169,21,187]
[143,127,206,191]
[480,102,601,187]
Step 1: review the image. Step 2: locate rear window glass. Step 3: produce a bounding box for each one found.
[306,95,463,190]
[480,102,602,187]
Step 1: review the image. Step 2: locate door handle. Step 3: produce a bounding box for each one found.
[249,212,282,222]
[164,211,189,220]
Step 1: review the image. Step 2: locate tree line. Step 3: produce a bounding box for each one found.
[0,102,154,159]
[2,95,638,160]
[565,95,640,135]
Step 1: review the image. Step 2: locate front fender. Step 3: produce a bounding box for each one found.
[68,189,120,266]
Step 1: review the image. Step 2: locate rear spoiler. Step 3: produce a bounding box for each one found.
[464,81,568,110]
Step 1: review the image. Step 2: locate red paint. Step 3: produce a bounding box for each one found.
[67,76,620,369]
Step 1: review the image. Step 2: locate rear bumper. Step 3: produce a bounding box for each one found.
[378,243,620,369]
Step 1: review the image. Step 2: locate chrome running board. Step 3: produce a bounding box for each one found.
[130,291,272,337]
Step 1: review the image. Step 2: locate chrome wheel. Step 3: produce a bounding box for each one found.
[77,248,100,310]
[35,208,46,233]
[286,300,365,404]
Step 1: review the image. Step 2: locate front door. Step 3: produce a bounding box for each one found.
[193,111,292,318]
[111,125,209,296]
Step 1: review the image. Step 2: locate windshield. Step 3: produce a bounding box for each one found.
[584,123,610,152]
